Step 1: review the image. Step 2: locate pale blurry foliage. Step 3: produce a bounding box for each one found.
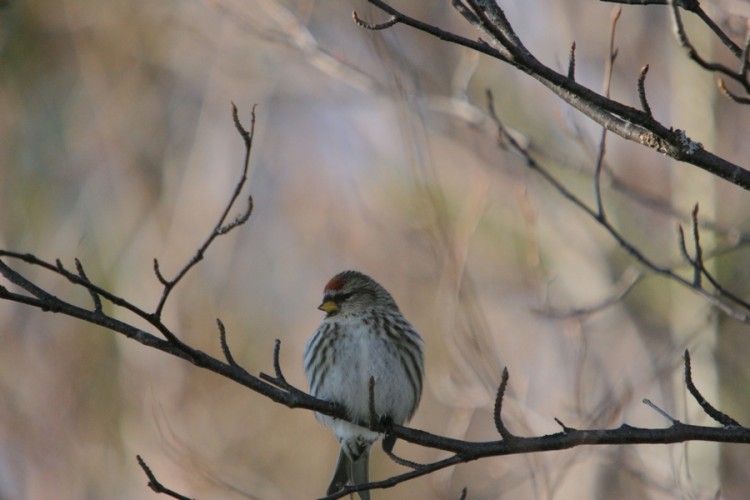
[1,0,750,498]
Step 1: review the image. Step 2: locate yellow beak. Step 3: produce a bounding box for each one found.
[318,300,338,313]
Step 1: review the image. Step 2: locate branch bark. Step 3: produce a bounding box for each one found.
[359,0,750,189]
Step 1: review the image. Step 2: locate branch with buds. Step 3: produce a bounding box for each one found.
[356,0,750,189]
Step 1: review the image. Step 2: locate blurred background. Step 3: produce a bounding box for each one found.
[1,0,750,498]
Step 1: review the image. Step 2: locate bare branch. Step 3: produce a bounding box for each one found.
[259,339,305,395]
[74,258,102,313]
[667,0,750,95]
[352,10,398,30]
[217,318,239,367]
[382,445,423,470]
[691,204,704,287]
[535,268,642,319]
[594,6,621,221]
[364,0,750,191]
[152,104,257,320]
[684,350,741,427]
[637,64,653,117]
[741,29,750,77]
[493,367,513,439]
[554,417,576,433]
[137,455,194,500]
[568,41,576,80]
[484,90,750,323]
[642,398,679,424]
[603,1,744,57]
[718,79,750,104]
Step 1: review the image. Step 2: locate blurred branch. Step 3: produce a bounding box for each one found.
[1,108,750,499]
[484,89,750,323]
[605,0,750,101]
[535,268,642,319]
[594,6,621,221]
[351,0,750,323]
[602,0,744,57]
[668,1,750,99]
[357,0,750,188]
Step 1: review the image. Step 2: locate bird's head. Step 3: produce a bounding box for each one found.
[318,270,398,317]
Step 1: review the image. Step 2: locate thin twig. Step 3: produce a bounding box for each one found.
[604,0,743,57]
[717,79,750,105]
[637,64,653,117]
[668,0,750,93]
[383,445,423,470]
[568,41,576,80]
[1,252,183,343]
[152,104,257,320]
[217,318,238,367]
[642,398,679,424]
[484,90,750,322]
[740,30,750,77]
[691,204,703,287]
[74,258,102,313]
[594,6,621,221]
[684,351,741,427]
[493,368,512,439]
[535,268,642,318]
[677,225,696,272]
[136,455,194,500]
[352,10,398,30]
[259,340,306,395]
[554,417,575,432]
[272,338,286,384]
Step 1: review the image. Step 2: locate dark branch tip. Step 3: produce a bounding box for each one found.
[232,102,252,143]
[153,258,169,286]
[683,351,741,427]
[352,10,399,31]
[136,454,194,500]
[493,367,512,439]
[554,417,575,432]
[217,318,238,367]
[637,64,653,118]
[272,338,287,384]
[567,41,576,80]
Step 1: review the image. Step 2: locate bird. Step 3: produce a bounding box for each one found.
[304,270,424,499]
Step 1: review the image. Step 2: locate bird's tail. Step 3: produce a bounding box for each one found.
[326,446,371,500]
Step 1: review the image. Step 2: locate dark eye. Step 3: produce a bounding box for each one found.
[335,292,354,302]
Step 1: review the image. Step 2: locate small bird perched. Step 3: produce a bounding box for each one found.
[304,270,424,499]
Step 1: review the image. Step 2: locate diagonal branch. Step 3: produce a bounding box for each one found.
[137,455,194,500]
[361,0,750,189]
